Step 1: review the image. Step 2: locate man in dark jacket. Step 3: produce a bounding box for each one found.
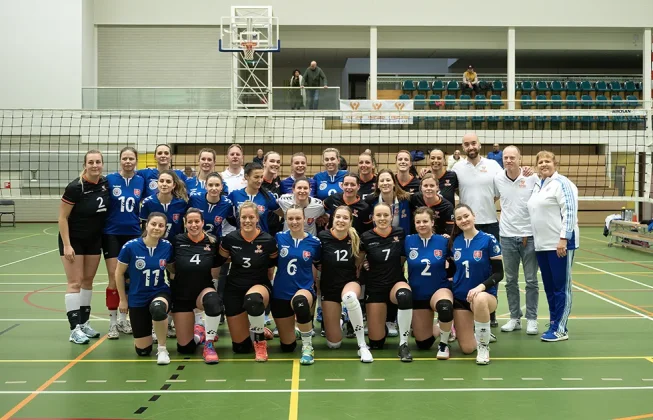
[302,61,328,110]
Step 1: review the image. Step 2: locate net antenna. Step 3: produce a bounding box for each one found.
[219,6,280,110]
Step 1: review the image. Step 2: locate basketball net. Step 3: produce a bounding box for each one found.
[241,41,257,62]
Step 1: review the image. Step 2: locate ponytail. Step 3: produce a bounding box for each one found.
[348,227,361,259]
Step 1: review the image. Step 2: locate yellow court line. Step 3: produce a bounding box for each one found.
[574,281,653,317]
[288,359,300,420]
[614,413,653,420]
[0,335,107,420]
[580,235,609,244]
[647,358,653,364]
[0,234,41,244]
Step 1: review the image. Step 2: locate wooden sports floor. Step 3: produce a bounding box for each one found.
[0,224,652,420]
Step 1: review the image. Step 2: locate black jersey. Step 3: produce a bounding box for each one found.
[323,193,372,234]
[173,233,221,287]
[361,227,406,289]
[220,230,278,291]
[318,229,358,290]
[396,174,421,194]
[262,176,282,199]
[437,171,459,206]
[61,176,109,239]
[409,193,455,235]
[358,175,377,201]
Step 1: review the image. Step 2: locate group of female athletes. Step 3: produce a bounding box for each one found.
[58,143,502,367]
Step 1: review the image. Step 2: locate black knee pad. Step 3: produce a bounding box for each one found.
[280,340,297,353]
[395,288,413,310]
[368,337,386,350]
[135,345,153,357]
[415,335,436,350]
[202,291,223,317]
[177,340,197,355]
[149,299,168,321]
[232,336,253,354]
[291,295,312,324]
[243,293,265,317]
[436,299,453,323]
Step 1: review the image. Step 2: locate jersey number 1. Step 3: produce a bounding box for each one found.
[462,260,470,279]
[143,269,161,287]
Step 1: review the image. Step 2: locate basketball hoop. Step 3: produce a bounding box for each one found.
[241,41,258,63]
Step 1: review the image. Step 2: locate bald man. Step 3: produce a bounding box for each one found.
[302,61,328,110]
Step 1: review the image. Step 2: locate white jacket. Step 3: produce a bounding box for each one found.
[527,172,580,252]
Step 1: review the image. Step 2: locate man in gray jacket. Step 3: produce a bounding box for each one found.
[302,61,328,110]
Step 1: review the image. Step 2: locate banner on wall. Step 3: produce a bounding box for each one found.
[339,100,414,124]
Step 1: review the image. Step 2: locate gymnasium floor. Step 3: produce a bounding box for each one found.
[0,224,652,420]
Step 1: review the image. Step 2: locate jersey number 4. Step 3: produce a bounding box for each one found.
[190,254,201,265]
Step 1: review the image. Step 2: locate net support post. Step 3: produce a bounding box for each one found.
[370,26,378,100]
[507,28,516,110]
[643,28,652,111]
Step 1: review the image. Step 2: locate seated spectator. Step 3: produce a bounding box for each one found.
[463,65,481,94]
[447,149,462,170]
[253,149,264,165]
[487,144,504,168]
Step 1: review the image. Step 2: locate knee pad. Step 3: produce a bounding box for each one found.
[368,337,386,350]
[291,295,312,324]
[415,335,436,350]
[280,341,297,353]
[149,299,168,321]
[232,336,253,354]
[135,345,153,357]
[435,299,454,323]
[202,292,223,317]
[243,293,265,317]
[326,340,342,349]
[342,291,360,311]
[177,340,197,355]
[105,288,119,310]
[395,288,413,310]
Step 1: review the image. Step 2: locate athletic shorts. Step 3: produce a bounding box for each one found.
[223,283,272,318]
[129,292,171,339]
[413,299,433,311]
[364,279,402,304]
[102,234,140,259]
[453,298,472,312]
[58,234,102,257]
[171,278,215,313]
[320,279,361,303]
[271,291,316,319]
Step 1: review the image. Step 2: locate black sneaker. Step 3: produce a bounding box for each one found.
[490,313,498,328]
[398,343,413,362]
[345,321,355,339]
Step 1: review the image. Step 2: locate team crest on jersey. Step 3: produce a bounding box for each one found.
[434,250,443,259]
[319,182,327,191]
[135,259,146,270]
[257,205,265,213]
[401,209,407,218]
[149,180,158,190]
[480,165,487,173]
[101,185,107,191]
[159,259,167,270]
[302,250,311,261]
[519,179,526,188]
[453,250,462,261]
[204,245,211,251]
[493,245,500,254]
[214,216,223,225]
[444,180,451,187]
[473,250,483,261]
[172,214,180,222]
[409,250,418,260]
[112,187,122,197]
[134,189,141,198]
[280,247,289,257]
[352,209,358,217]
[393,236,400,242]
[255,245,263,253]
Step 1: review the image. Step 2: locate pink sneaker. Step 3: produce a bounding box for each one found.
[254,340,268,362]
[194,324,206,345]
[203,341,219,364]
[263,327,274,340]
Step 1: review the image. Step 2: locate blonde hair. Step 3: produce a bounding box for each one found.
[159,169,188,202]
[239,201,260,220]
[323,147,340,159]
[333,206,360,258]
[197,147,217,162]
[535,150,557,166]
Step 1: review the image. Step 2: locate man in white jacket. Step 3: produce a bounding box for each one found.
[527,150,579,342]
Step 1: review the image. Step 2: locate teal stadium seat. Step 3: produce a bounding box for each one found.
[625,95,638,107]
[550,81,564,94]
[595,95,608,108]
[610,95,624,108]
[609,81,623,93]
[417,81,430,94]
[550,94,563,109]
[580,95,595,123]
[566,81,580,96]
[624,81,637,95]
[595,81,609,94]
[520,94,533,125]
[399,94,410,100]
[487,95,502,125]
[414,94,427,110]
[536,94,548,109]
[428,94,441,109]
[535,81,549,94]
[472,95,487,126]
[459,94,472,109]
[431,80,445,93]
[579,81,593,94]
[565,95,579,123]
[403,80,416,93]
[520,81,535,94]
[492,80,506,93]
[446,81,461,93]
[444,94,456,109]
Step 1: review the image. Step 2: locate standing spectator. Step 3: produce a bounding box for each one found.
[289,69,304,110]
[253,149,264,165]
[463,65,481,94]
[487,144,504,168]
[302,61,328,110]
[494,146,539,335]
[184,166,195,178]
[447,150,462,170]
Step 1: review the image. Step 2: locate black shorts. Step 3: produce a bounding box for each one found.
[58,234,102,256]
[365,286,394,304]
[223,283,272,318]
[320,279,361,303]
[413,299,433,311]
[171,278,215,313]
[129,292,171,339]
[270,298,295,319]
[475,222,500,240]
[453,298,472,312]
[102,234,139,259]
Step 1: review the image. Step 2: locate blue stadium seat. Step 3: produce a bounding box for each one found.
[550,94,563,109]
[610,95,624,108]
[417,80,430,94]
[625,95,639,108]
[520,94,534,109]
[565,95,579,123]
[520,81,535,94]
[580,94,594,108]
[624,81,637,95]
[595,95,609,108]
[402,80,416,92]
[431,80,445,93]
[474,95,487,109]
[444,94,456,109]
[489,94,503,109]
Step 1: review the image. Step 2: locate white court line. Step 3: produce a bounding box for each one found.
[601,378,623,381]
[577,262,653,290]
[1,386,653,394]
[443,378,464,381]
[522,378,543,381]
[324,378,345,382]
[126,380,147,383]
[364,378,385,382]
[4,381,27,384]
[42,227,57,236]
[0,233,41,244]
[0,249,58,269]
[52,380,66,384]
[642,379,653,382]
[86,380,107,383]
[404,378,425,381]
[572,284,653,321]
[245,379,266,382]
[206,379,226,383]
[482,378,503,381]
[562,378,583,381]
[165,380,187,383]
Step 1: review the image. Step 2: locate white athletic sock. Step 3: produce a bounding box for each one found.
[157,344,167,353]
[475,321,491,346]
[109,310,117,327]
[301,330,313,348]
[65,293,80,313]
[440,330,451,344]
[342,291,366,348]
[194,309,204,326]
[80,288,93,306]
[205,315,219,342]
[397,308,413,346]
[117,311,127,322]
[248,314,265,341]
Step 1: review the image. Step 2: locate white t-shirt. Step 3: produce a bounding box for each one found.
[277,194,325,236]
[221,168,246,236]
[494,170,537,237]
[453,157,502,225]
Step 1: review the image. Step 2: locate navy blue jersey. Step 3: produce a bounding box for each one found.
[104,173,145,236]
[313,170,347,201]
[185,177,207,196]
[228,189,280,233]
[452,232,502,301]
[139,195,188,240]
[137,168,187,198]
[272,231,321,300]
[405,234,451,300]
[188,192,234,237]
[117,238,173,307]
[280,176,317,196]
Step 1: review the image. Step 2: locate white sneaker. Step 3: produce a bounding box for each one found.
[69,325,90,344]
[490,333,497,343]
[152,328,158,343]
[157,348,170,365]
[386,322,399,337]
[358,345,374,363]
[436,343,450,360]
[167,321,176,338]
[501,319,521,332]
[526,319,539,335]
[107,324,119,340]
[116,319,132,334]
[81,321,100,338]
[476,344,490,365]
